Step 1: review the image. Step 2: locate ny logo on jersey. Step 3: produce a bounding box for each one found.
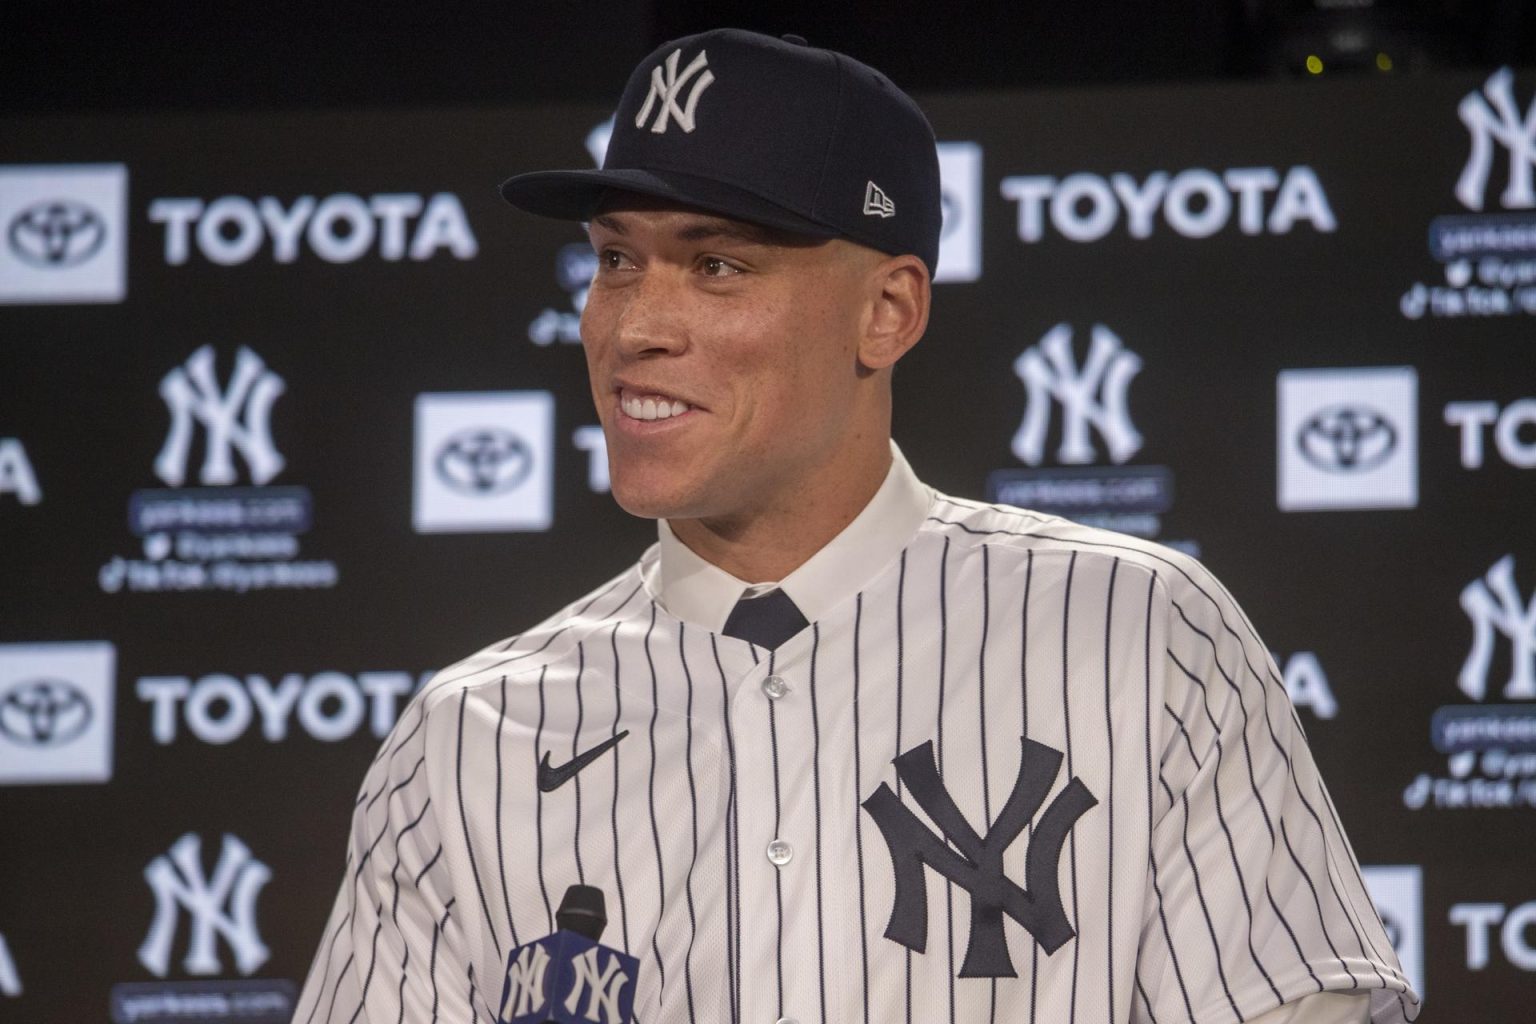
[862,736,1097,978]
[155,345,286,488]
[500,943,551,1019]
[564,947,631,1024]
[1456,67,1536,211]
[1012,323,1143,467]
[1459,554,1536,701]
[138,832,271,977]
[634,47,715,135]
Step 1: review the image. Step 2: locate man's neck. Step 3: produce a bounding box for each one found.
[667,443,892,583]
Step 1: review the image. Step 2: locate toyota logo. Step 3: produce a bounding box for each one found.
[0,678,94,746]
[1378,910,1402,951]
[940,188,960,239]
[7,199,107,268]
[1297,405,1398,472]
[435,428,533,495]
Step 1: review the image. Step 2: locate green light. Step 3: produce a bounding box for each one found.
[1376,52,1394,72]
[1306,55,1324,75]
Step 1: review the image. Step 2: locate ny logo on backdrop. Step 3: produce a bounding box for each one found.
[1459,555,1536,702]
[155,346,285,487]
[635,48,715,135]
[1012,323,1143,466]
[862,737,1097,977]
[138,833,271,978]
[1457,67,1536,211]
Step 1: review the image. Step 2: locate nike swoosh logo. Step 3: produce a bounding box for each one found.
[538,730,629,792]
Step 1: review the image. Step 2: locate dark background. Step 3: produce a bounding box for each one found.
[3,0,1535,115]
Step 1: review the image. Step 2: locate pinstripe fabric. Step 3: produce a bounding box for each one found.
[296,493,1418,1024]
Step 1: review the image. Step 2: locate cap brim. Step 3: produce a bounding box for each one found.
[499,167,841,240]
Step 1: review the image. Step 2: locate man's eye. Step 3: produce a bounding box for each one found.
[700,256,741,277]
[598,250,632,271]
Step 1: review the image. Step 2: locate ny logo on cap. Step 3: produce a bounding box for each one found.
[635,48,715,135]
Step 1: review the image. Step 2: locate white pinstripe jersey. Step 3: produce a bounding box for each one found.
[296,490,1419,1024]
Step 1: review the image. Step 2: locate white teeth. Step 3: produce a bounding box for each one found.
[621,392,692,421]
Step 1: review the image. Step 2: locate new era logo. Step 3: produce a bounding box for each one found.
[864,181,895,218]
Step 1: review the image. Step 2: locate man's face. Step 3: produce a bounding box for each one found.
[580,199,882,525]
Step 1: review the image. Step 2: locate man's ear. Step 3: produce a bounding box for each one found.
[858,254,930,371]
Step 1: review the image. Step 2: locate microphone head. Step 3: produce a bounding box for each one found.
[555,883,608,941]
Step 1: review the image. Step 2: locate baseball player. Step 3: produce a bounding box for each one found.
[297,29,1418,1024]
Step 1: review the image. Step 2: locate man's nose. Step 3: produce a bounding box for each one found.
[611,272,689,359]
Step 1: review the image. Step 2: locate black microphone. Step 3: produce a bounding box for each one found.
[495,884,639,1024]
[556,884,608,940]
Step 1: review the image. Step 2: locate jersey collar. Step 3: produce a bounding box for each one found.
[652,442,933,633]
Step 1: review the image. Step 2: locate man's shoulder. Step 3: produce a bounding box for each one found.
[919,492,1260,641]
[412,554,655,714]
[920,492,1205,585]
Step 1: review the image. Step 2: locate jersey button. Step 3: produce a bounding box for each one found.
[761,675,790,699]
[766,839,793,866]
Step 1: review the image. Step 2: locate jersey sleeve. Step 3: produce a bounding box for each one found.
[293,695,482,1024]
[1131,562,1419,1024]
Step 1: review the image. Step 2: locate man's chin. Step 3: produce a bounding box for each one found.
[607,480,703,522]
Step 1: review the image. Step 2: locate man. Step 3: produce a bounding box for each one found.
[297,29,1418,1024]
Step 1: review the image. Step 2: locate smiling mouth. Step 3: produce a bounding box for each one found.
[619,389,693,422]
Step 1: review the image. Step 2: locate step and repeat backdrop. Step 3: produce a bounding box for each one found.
[2,66,1534,1020]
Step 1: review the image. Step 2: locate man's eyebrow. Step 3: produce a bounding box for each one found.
[591,213,628,235]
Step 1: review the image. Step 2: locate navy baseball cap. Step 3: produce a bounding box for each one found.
[500,28,942,276]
